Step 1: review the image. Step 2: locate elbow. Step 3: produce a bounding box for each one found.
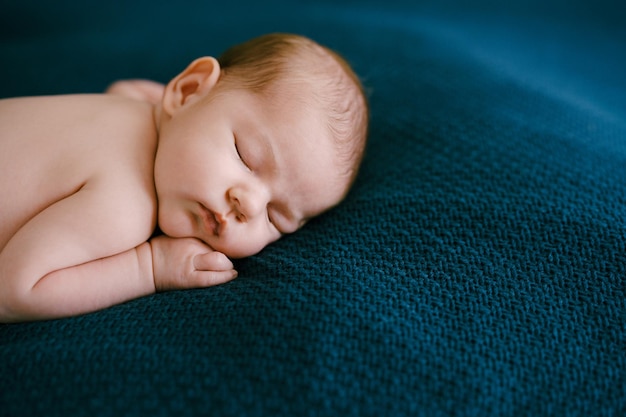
[0,283,41,323]
[1,264,49,323]
[0,295,31,323]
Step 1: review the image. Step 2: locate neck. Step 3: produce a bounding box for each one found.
[152,103,163,136]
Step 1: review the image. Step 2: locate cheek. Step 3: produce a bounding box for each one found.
[157,201,193,238]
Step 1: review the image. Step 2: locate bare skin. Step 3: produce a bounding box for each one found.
[106,79,165,105]
[0,93,237,322]
[0,57,345,323]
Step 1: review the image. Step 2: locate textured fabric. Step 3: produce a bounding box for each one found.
[1,1,625,416]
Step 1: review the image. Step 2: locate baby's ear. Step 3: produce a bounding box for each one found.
[162,56,221,116]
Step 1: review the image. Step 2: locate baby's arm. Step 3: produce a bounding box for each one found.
[0,182,236,323]
[105,79,165,105]
[0,182,151,322]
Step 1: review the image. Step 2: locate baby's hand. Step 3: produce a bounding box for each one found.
[149,236,237,292]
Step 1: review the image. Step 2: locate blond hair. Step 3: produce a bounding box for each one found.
[217,33,369,191]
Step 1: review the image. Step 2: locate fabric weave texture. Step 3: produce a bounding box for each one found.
[1,1,624,416]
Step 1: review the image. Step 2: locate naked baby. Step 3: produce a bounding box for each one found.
[0,33,368,322]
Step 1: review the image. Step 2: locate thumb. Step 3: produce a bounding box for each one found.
[193,250,234,271]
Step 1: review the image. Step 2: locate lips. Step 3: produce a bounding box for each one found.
[200,204,223,237]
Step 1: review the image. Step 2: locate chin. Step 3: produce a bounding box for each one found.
[213,240,265,259]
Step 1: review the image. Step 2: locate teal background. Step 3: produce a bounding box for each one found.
[1,1,625,415]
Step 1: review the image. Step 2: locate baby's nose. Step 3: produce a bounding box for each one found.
[227,185,269,222]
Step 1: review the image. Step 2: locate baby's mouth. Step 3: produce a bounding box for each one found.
[200,205,224,237]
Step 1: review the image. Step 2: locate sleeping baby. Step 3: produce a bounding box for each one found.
[0,33,368,322]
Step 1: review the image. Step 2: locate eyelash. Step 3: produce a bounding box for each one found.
[234,136,250,170]
[267,210,281,233]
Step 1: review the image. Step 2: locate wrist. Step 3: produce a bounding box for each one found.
[137,241,156,293]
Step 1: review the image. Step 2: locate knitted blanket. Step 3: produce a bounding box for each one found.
[1,1,624,415]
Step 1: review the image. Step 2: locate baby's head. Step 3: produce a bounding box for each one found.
[216,33,369,187]
[155,33,368,258]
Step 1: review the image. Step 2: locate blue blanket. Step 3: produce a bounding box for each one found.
[1,1,625,415]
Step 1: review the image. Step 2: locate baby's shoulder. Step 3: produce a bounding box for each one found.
[0,94,158,247]
[0,94,156,149]
[1,93,158,197]
[0,93,148,122]
[80,95,158,214]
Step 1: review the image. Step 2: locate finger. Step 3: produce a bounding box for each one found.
[191,269,238,287]
[193,251,234,271]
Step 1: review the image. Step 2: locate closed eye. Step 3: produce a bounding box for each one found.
[267,205,294,236]
[266,205,281,234]
[264,206,276,231]
[234,134,250,170]
[268,212,280,232]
